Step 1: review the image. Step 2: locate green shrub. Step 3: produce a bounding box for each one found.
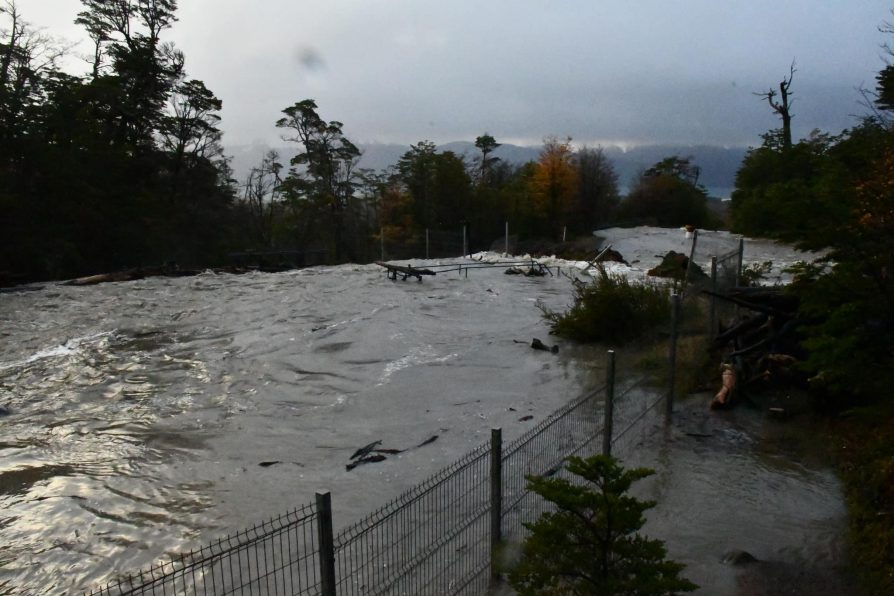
[834,406,894,594]
[508,455,697,595]
[542,266,671,344]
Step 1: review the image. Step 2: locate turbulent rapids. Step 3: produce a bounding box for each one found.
[0,257,607,593]
[0,228,843,594]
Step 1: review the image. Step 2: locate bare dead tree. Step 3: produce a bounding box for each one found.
[755,61,796,150]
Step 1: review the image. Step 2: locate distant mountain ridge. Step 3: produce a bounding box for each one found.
[227,141,747,198]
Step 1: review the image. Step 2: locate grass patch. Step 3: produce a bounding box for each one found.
[541,266,671,344]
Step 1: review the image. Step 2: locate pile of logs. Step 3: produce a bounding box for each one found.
[707,286,806,411]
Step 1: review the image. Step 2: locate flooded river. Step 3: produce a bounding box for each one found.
[0,228,847,594]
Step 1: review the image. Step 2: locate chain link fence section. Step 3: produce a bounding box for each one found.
[333,444,492,595]
[88,504,321,596]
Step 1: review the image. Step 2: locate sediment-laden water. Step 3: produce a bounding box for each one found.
[0,228,844,594]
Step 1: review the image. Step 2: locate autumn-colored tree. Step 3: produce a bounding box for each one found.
[529,136,578,238]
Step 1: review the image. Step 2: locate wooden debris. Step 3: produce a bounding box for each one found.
[375,261,436,281]
[505,264,548,276]
[707,285,807,414]
[346,454,387,471]
[350,441,382,460]
[346,435,440,471]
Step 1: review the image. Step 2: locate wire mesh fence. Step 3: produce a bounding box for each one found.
[88,504,321,596]
[333,444,492,596]
[609,377,668,456]
[86,369,670,596]
[676,229,743,337]
[500,386,605,545]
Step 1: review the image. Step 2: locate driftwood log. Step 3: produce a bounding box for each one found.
[346,435,440,471]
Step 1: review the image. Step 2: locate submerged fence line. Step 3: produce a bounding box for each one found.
[89,504,321,595]
[85,227,749,595]
[88,360,672,596]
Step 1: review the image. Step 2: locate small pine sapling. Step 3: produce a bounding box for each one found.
[509,455,697,595]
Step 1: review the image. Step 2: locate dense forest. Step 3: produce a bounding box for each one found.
[0,0,719,286]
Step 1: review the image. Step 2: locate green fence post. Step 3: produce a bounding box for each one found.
[602,350,616,457]
[490,428,503,584]
[709,256,718,342]
[666,294,681,424]
[316,491,336,596]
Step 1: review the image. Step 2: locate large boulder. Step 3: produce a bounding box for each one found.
[647,250,706,280]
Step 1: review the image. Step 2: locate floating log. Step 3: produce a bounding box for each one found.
[375,261,436,281]
[346,435,440,471]
[346,454,387,471]
[350,441,382,460]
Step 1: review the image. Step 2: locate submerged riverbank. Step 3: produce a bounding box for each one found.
[0,227,844,594]
[639,395,851,594]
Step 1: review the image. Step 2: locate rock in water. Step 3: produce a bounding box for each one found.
[531,338,559,353]
[722,549,759,565]
[647,251,707,280]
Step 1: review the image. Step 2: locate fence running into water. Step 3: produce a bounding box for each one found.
[89,361,669,596]
[89,230,745,595]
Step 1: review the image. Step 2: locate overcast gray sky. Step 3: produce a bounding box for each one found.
[17,0,894,148]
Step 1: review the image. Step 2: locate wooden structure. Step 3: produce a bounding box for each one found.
[375,261,437,281]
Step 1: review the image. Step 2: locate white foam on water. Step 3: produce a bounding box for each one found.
[0,330,115,372]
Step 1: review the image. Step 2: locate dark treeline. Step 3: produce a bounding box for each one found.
[725,33,894,591]
[1,0,722,285]
[1,0,241,284]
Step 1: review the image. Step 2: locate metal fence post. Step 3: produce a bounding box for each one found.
[666,294,681,423]
[602,350,616,457]
[316,491,336,596]
[736,237,744,286]
[709,256,718,342]
[490,428,503,583]
[504,221,509,255]
[425,228,430,259]
[463,225,468,257]
[683,228,699,295]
